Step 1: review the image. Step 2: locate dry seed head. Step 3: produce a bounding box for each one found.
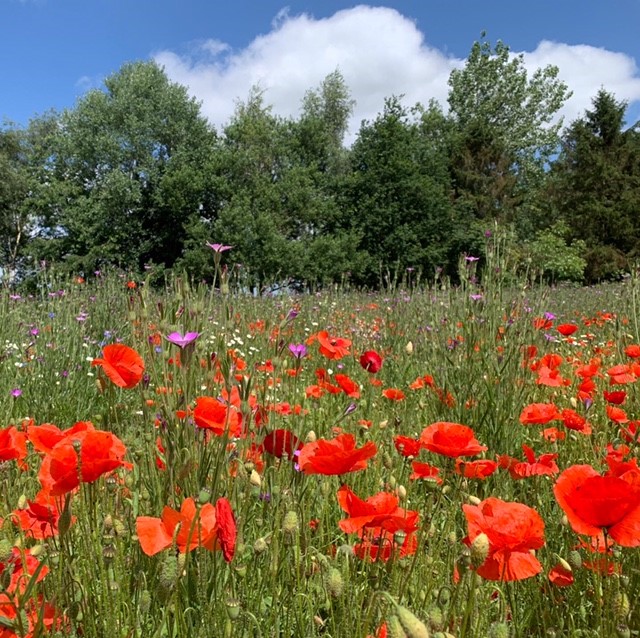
[396,605,430,638]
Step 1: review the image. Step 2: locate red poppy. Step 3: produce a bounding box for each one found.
[557,323,578,336]
[382,388,406,401]
[0,426,27,469]
[193,396,242,437]
[38,429,131,496]
[536,366,569,387]
[27,420,94,455]
[354,529,418,562]
[455,458,498,479]
[334,373,361,398]
[548,562,574,587]
[607,364,636,385]
[553,464,640,547]
[624,344,640,358]
[462,497,545,581]
[420,422,487,458]
[519,403,560,425]
[409,461,442,483]
[297,433,377,475]
[560,409,592,435]
[359,350,383,373]
[315,331,352,360]
[92,344,145,389]
[136,496,236,560]
[393,435,422,458]
[606,405,629,424]
[498,444,558,479]
[261,429,302,459]
[603,390,626,405]
[11,493,72,539]
[336,485,419,534]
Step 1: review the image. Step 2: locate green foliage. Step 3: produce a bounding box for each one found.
[525,221,587,282]
[41,61,216,274]
[447,37,570,225]
[549,90,640,281]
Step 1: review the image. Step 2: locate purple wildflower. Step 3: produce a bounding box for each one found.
[206,242,233,253]
[288,343,307,359]
[165,331,200,349]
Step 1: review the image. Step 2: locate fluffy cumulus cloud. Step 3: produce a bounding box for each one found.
[153,6,640,141]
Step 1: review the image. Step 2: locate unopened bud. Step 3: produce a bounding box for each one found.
[387,615,408,638]
[470,533,490,569]
[324,567,344,598]
[488,621,510,638]
[249,470,261,488]
[405,342,414,355]
[613,592,630,621]
[396,605,429,638]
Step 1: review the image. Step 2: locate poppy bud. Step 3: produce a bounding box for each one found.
[158,554,179,592]
[17,494,27,509]
[138,590,151,616]
[387,615,408,638]
[405,342,414,355]
[427,605,444,631]
[0,539,13,563]
[567,550,582,570]
[282,510,300,539]
[250,470,262,488]
[323,567,344,598]
[253,537,269,554]
[470,533,490,568]
[306,430,317,443]
[613,592,630,621]
[488,621,510,638]
[396,605,429,638]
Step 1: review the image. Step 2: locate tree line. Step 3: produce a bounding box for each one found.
[2,38,639,289]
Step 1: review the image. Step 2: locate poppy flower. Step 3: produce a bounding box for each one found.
[382,388,406,401]
[261,429,302,459]
[498,444,559,479]
[624,344,640,358]
[606,405,629,424]
[38,429,131,496]
[337,485,419,534]
[420,422,487,458]
[519,403,560,425]
[193,396,242,437]
[359,350,383,374]
[26,420,94,455]
[560,409,592,435]
[137,496,236,560]
[11,493,73,539]
[315,331,352,360]
[393,435,422,458]
[548,562,574,587]
[297,433,377,475]
[607,364,636,385]
[354,529,418,562]
[334,374,361,398]
[462,497,545,581]
[92,344,145,389]
[0,425,27,469]
[557,323,578,337]
[409,461,442,483]
[455,458,498,479]
[553,464,640,547]
[603,390,626,405]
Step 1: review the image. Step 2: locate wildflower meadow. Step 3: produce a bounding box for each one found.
[1,254,639,638]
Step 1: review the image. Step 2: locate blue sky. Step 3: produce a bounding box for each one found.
[2,0,640,139]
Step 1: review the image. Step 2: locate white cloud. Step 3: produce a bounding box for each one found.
[153,5,640,141]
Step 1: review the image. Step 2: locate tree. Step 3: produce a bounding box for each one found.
[0,113,59,282]
[447,37,570,227]
[42,61,216,274]
[343,97,455,285]
[549,89,640,280]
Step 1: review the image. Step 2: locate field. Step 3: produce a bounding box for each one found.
[0,265,639,638]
